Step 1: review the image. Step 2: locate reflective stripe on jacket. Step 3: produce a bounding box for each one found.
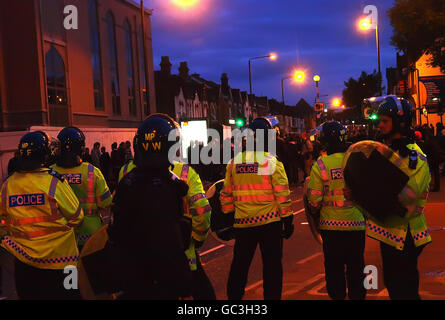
[52,162,112,246]
[118,160,137,183]
[364,143,431,250]
[172,162,211,271]
[0,169,84,269]
[220,151,292,229]
[307,153,365,231]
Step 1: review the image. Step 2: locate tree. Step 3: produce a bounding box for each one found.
[388,0,445,72]
[342,71,384,117]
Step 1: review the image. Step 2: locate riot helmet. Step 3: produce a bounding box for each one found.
[134,113,180,169]
[377,96,413,137]
[16,131,51,171]
[247,116,280,153]
[310,121,348,155]
[56,127,86,168]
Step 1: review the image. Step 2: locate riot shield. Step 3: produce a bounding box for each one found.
[342,140,410,224]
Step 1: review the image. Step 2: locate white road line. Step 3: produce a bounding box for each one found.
[296,252,323,265]
[199,244,226,257]
[283,274,325,297]
[246,280,263,292]
[201,208,305,257]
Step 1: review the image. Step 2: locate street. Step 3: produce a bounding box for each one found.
[199,177,445,300]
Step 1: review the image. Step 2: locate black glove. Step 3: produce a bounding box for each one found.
[281,215,294,240]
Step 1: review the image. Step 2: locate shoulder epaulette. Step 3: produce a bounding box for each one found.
[48,170,65,182]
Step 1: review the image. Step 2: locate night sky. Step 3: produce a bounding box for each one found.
[145,0,398,108]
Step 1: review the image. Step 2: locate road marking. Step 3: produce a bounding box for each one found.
[199,244,226,257]
[246,280,263,292]
[292,199,303,204]
[201,209,304,258]
[283,274,325,297]
[296,252,322,265]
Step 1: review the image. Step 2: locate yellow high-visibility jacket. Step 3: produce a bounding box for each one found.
[118,160,136,184]
[0,168,84,269]
[364,144,432,250]
[52,162,112,246]
[220,151,292,228]
[307,153,365,231]
[118,161,211,271]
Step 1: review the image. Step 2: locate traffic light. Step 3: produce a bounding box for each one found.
[369,113,378,121]
[236,117,246,127]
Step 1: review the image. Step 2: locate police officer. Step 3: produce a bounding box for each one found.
[307,121,366,300]
[0,131,84,299]
[51,127,113,249]
[107,115,192,299]
[220,117,293,300]
[118,114,215,300]
[370,96,431,300]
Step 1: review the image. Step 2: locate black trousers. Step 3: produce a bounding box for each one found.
[320,230,366,300]
[227,222,283,300]
[380,231,425,300]
[14,259,81,300]
[192,252,216,300]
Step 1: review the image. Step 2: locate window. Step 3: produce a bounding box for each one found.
[124,20,137,117]
[139,27,148,115]
[46,46,67,106]
[106,12,121,115]
[88,0,104,110]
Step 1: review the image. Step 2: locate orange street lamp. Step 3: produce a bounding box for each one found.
[332,98,342,107]
[358,10,382,96]
[313,74,321,102]
[358,18,372,31]
[293,70,306,83]
[249,53,278,95]
[281,70,305,105]
[171,0,199,10]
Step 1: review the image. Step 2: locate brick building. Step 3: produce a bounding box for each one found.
[155,56,312,133]
[0,0,156,131]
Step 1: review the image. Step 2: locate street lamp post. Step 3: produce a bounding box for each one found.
[313,75,321,102]
[359,7,382,96]
[282,70,306,105]
[248,53,277,95]
[281,76,292,105]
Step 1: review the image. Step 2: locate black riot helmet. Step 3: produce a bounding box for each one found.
[134,113,180,169]
[16,131,51,171]
[377,96,413,137]
[310,121,348,155]
[247,116,280,153]
[56,127,86,168]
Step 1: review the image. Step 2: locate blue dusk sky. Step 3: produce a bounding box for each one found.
[144,0,399,107]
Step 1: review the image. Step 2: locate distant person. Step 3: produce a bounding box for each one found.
[7,151,19,178]
[83,148,92,164]
[91,142,101,169]
[100,146,112,184]
[124,141,133,163]
[111,142,121,190]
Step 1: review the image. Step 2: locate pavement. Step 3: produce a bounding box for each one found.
[199,177,445,300]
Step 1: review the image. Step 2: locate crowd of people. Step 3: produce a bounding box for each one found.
[80,140,134,192]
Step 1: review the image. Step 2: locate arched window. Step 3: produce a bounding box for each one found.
[106,12,121,115]
[46,46,67,106]
[124,20,137,117]
[88,0,104,110]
